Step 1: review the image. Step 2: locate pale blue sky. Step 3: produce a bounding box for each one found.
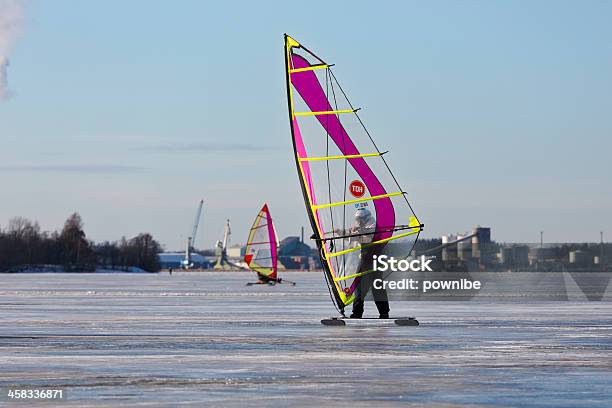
[1,0,611,249]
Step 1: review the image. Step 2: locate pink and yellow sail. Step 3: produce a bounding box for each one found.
[284,34,424,312]
[244,204,279,280]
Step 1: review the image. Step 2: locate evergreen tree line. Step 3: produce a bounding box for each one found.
[0,213,162,272]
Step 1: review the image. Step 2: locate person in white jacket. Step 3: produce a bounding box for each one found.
[336,207,389,318]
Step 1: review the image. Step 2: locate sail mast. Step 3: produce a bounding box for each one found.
[284,34,345,311]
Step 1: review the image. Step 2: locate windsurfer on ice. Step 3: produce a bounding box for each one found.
[336,207,390,319]
[256,273,281,284]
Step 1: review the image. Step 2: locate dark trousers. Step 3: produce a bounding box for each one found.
[258,273,275,283]
[351,269,389,317]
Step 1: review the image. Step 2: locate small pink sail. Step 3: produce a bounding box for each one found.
[244,204,279,280]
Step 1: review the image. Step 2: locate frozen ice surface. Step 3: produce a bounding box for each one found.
[0,272,611,407]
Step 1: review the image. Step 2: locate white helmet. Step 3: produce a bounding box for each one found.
[354,208,372,226]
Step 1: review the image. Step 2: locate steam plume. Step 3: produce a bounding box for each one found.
[0,0,24,100]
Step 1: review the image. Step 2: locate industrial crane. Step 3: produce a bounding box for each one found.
[214,219,243,270]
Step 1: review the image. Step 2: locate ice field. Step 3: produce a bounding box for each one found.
[1,272,611,407]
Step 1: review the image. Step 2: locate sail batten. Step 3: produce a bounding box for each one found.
[290,64,330,73]
[325,229,421,259]
[299,152,383,162]
[294,109,356,117]
[312,191,405,210]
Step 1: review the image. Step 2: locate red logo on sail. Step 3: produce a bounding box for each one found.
[349,180,366,198]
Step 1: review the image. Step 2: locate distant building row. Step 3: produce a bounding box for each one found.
[433,227,609,272]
